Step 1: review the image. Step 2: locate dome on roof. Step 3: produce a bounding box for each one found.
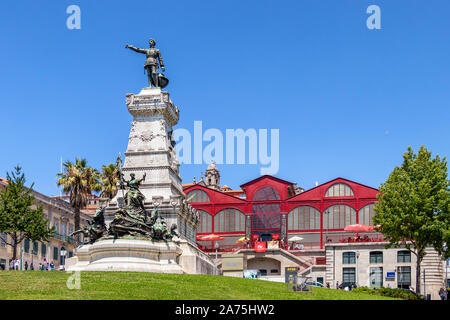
[206,160,218,171]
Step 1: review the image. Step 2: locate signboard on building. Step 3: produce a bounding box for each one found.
[285,267,298,284]
[255,241,266,252]
[222,254,244,271]
[267,241,279,249]
[386,272,395,280]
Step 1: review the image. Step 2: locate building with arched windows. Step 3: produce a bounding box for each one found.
[184,175,380,251]
[183,169,447,299]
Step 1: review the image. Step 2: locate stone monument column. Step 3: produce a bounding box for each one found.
[105,87,197,245]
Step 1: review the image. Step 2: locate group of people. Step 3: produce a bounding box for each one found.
[340,235,371,243]
[38,261,56,271]
[335,281,358,291]
[8,259,21,270]
[5,259,56,271]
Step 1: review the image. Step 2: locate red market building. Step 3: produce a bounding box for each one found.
[182,164,445,297]
[183,173,381,252]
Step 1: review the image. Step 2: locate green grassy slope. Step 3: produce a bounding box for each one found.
[0,271,397,300]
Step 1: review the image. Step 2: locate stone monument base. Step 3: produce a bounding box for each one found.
[65,239,184,273]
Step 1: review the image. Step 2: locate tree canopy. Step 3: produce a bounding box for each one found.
[373,146,450,293]
[56,158,101,241]
[0,166,54,260]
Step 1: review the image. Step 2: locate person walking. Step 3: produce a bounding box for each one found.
[336,281,339,289]
[14,259,19,270]
[30,263,34,271]
[39,263,42,271]
[24,261,28,270]
[439,288,447,300]
[348,282,353,291]
[326,282,330,288]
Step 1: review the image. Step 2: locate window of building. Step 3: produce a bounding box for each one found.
[342,267,356,287]
[323,205,356,229]
[196,209,213,234]
[325,183,354,197]
[358,203,376,226]
[397,266,411,289]
[53,247,58,261]
[24,239,30,253]
[214,208,245,233]
[32,241,39,255]
[370,267,383,288]
[370,251,383,263]
[54,220,59,234]
[288,206,321,231]
[253,187,280,201]
[0,233,6,248]
[251,214,281,230]
[343,252,356,264]
[397,250,411,263]
[61,223,67,236]
[69,251,73,258]
[186,189,210,203]
[41,243,47,258]
[252,203,281,213]
[259,269,267,276]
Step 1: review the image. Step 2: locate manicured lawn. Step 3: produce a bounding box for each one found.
[0,271,397,300]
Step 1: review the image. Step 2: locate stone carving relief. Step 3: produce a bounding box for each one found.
[140,130,154,142]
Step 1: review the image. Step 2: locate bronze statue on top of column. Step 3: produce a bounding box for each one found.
[125,38,169,88]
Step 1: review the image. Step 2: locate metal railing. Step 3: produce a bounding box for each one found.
[324,233,385,244]
[52,232,75,244]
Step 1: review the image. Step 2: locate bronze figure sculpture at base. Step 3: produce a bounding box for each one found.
[71,206,107,243]
[80,153,179,243]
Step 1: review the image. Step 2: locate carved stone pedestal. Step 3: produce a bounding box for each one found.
[66,239,184,273]
[105,88,197,245]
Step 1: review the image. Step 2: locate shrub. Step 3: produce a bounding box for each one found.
[352,286,423,300]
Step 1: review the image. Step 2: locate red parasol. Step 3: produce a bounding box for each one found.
[344,224,372,233]
[272,233,280,240]
[197,234,226,241]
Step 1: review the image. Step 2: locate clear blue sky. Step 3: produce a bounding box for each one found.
[0,0,449,196]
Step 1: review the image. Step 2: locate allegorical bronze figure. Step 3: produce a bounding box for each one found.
[125,38,168,88]
[106,153,178,241]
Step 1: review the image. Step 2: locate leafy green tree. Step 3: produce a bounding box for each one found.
[374,146,450,295]
[0,166,54,262]
[100,163,119,200]
[56,158,101,243]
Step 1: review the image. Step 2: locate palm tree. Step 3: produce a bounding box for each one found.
[100,163,119,200]
[56,158,101,243]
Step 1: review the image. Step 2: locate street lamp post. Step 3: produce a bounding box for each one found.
[214,241,219,265]
[60,247,67,270]
[356,251,360,286]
